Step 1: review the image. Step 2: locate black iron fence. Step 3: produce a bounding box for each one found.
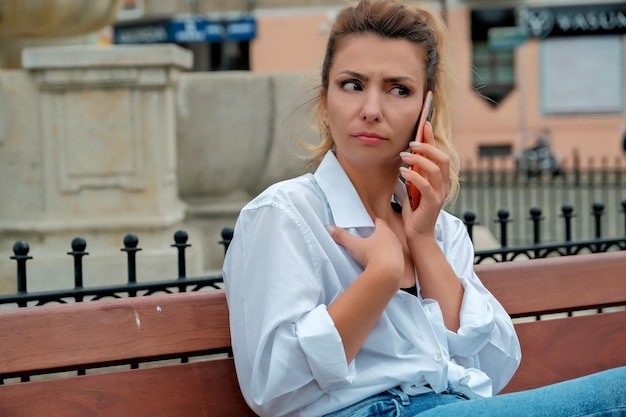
[2,200,625,309]
[465,203,626,263]
[449,154,626,246]
[1,230,229,309]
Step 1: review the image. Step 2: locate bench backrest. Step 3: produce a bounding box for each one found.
[476,250,626,392]
[0,290,257,417]
[0,251,624,415]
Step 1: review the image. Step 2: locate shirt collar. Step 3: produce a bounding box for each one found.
[313,151,409,229]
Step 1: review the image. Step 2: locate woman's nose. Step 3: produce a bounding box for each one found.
[360,92,382,122]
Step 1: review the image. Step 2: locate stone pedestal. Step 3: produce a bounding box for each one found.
[175,72,317,271]
[0,0,124,69]
[0,44,203,293]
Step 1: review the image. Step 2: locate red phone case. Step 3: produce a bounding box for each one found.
[406,91,434,210]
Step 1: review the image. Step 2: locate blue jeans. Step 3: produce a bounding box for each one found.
[324,386,469,417]
[325,367,626,417]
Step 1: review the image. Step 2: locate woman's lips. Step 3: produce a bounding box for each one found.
[352,132,386,145]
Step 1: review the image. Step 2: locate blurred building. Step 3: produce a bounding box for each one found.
[113,0,264,71]
[111,0,626,166]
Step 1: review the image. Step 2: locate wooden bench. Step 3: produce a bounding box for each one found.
[0,251,624,416]
[475,250,626,393]
[0,290,257,417]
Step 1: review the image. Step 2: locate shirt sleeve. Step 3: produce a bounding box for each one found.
[442,218,522,394]
[223,201,354,417]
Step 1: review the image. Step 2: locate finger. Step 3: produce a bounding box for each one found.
[399,166,427,194]
[407,141,446,164]
[409,123,446,163]
[325,225,351,247]
[399,160,445,203]
[406,142,451,186]
[400,153,439,181]
[422,121,435,145]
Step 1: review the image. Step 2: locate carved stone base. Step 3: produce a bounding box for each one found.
[0,44,194,296]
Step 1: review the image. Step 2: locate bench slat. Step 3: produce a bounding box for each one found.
[476,251,626,317]
[502,309,626,393]
[0,290,231,376]
[0,359,257,417]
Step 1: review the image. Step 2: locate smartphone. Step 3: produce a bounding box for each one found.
[406,90,435,211]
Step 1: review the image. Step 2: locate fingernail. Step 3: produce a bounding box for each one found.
[325,225,336,234]
[409,141,422,147]
[399,166,409,173]
[399,151,413,158]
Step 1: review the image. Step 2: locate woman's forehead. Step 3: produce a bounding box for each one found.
[331,34,427,79]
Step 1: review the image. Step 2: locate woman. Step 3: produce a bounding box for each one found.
[223,1,625,416]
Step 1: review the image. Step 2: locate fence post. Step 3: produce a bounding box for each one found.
[573,149,581,187]
[172,230,190,293]
[560,204,575,256]
[591,202,605,240]
[67,238,88,303]
[220,227,234,257]
[171,230,190,280]
[10,241,32,308]
[622,199,626,237]
[529,207,543,245]
[121,234,141,297]
[463,211,477,242]
[496,209,510,248]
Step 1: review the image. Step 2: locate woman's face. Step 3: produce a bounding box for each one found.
[323,33,427,169]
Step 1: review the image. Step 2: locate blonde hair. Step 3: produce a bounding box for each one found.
[306,0,460,202]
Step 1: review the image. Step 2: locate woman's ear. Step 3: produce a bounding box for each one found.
[321,98,328,124]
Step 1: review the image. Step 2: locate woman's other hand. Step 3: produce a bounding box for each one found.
[326,218,404,288]
[326,218,405,361]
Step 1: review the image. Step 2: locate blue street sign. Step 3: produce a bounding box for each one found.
[114,16,256,45]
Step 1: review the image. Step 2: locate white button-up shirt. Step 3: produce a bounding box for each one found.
[223,151,521,417]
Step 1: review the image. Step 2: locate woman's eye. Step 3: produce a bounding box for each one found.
[391,86,410,96]
[341,81,361,91]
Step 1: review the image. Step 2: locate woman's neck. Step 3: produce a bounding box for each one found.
[338,156,401,221]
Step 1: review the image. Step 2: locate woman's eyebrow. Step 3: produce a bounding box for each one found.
[338,70,367,80]
[385,76,415,84]
[337,70,415,84]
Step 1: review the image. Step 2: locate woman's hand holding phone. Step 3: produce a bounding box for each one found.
[405,91,435,210]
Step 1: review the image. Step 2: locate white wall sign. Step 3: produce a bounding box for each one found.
[541,35,623,115]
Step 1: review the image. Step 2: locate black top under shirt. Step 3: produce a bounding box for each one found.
[401,285,418,297]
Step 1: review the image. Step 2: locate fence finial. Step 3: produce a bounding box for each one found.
[11,241,32,300]
[220,227,234,255]
[68,237,88,298]
[591,202,605,239]
[529,207,543,245]
[561,204,575,242]
[496,209,510,248]
[172,230,191,281]
[463,211,477,241]
[121,234,141,290]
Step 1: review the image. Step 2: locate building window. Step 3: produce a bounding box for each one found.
[471,8,516,106]
[181,40,250,71]
[212,40,250,71]
[472,42,514,106]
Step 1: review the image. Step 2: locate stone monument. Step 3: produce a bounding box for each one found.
[0,1,202,293]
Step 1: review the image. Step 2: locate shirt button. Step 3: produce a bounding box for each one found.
[434,353,443,361]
